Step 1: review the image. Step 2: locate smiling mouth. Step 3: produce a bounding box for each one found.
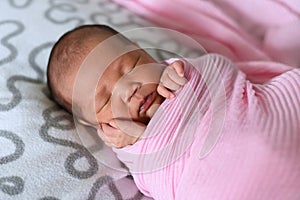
[139,92,155,113]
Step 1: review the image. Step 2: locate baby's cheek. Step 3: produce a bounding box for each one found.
[96,104,114,124]
[128,104,145,123]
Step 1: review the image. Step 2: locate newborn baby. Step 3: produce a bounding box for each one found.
[47,25,300,200]
[47,24,187,148]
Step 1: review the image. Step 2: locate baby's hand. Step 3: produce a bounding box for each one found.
[97,119,146,148]
[157,60,187,98]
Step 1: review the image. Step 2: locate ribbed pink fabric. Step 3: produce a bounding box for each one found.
[113,0,300,67]
[114,54,300,200]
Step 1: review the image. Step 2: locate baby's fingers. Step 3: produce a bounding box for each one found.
[157,84,175,99]
[111,119,146,138]
[99,123,139,148]
[165,67,188,86]
[170,60,185,77]
[161,69,187,91]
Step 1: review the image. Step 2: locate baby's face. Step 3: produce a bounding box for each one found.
[75,41,165,130]
[95,49,165,125]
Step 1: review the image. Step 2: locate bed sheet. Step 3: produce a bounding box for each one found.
[0,0,205,199]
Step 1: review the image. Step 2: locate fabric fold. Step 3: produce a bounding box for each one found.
[114,54,300,200]
[113,0,300,67]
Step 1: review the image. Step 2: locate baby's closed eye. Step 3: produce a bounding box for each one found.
[123,63,134,73]
[123,55,140,74]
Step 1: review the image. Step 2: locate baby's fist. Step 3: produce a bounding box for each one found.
[97,119,146,148]
[157,60,187,98]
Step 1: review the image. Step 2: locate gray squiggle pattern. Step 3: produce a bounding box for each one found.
[44,1,85,26]
[0,20,24,66]
[39,196,60,200]
[8,0,33,8]
[90,7,152,29]
[0,131,25,196]
[0,130,25,164]
[40,106,98,179]
[88,175,144,200]
[87,175,122,200]
[28,42,54,82]
[0,75,42,111]
[0,176,24,195]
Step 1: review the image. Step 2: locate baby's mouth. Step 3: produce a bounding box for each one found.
[139,92,154,113]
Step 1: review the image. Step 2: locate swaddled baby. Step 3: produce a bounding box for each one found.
[47,25,300,200]
[47,24,187,148]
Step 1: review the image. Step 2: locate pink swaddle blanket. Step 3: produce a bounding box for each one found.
[114,54,300,200]
[113,0,300,67]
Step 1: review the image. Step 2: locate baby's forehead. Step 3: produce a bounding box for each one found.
[76,40,136,85]
[73,38,105,72]
[74,31,139,84]
[81,37,131,67]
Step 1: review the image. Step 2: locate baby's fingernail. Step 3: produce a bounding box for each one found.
[179,72,184,77]
[170,94,175,98]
